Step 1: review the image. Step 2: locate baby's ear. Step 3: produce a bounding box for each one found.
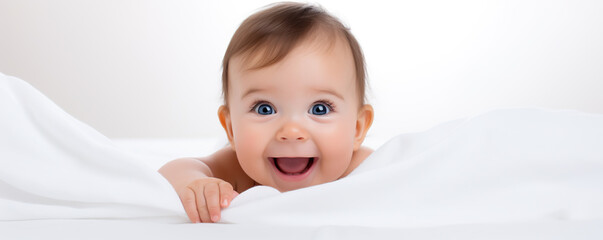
[218,105,235,149]
[353,104,374,151]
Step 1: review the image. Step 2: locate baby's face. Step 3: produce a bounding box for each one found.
[222,37,366,191]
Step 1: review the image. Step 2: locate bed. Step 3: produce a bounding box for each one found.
[2,73,603,239]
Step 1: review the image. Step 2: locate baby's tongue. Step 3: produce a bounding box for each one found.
[275,158,310,174]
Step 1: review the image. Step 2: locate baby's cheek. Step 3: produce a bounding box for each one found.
[320,148,353,181]
[233,126,271,183]
[316,128,356,182]
[233,122,266,154]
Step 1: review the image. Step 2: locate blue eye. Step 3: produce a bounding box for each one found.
[310,103,330,115]
[254,103,275,115]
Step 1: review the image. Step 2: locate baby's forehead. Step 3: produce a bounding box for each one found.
[232,28,350,73]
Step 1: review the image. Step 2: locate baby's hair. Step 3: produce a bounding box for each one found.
[221,2,367,106]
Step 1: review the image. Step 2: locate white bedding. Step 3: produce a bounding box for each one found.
[1,72,603,239]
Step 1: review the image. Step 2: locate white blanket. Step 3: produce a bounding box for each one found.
[0,73,184,220]
[1,72,603,230]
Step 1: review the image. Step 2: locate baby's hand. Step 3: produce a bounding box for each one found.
[159,150,250,223]
[179,177,238,223]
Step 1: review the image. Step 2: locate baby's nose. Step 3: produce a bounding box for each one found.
[276,122,308,142]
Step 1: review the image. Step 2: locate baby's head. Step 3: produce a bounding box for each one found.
[218,2,373,191]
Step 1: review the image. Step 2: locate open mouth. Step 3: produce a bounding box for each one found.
[271,157,316,175]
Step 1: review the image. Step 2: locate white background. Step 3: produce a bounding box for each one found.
[1,0,602,142]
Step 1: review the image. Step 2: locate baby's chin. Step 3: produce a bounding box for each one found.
[265,175,336,192]
[269,182,316,192]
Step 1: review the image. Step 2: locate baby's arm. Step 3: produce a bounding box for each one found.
[158,147,254,223]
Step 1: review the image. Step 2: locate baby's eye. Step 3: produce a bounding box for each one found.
[254,103,276,115]
[309,103,330,115]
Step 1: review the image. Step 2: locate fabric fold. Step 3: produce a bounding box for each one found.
[0,73,185,221]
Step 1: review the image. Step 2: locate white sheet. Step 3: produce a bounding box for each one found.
[0,73,184,220]
[1,72,603,238]
[2,218,603,240]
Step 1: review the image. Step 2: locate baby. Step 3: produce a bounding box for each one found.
[159,2,374,223]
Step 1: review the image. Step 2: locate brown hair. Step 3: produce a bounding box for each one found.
[221,2,367,106]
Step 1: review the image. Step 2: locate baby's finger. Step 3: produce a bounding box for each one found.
[180,188,201,223]
[204,182,221,222]
[218,181,235,208]
[192,186,211,223]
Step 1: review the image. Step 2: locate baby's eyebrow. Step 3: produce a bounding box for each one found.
[241,88,265,99]
[241,87,345,101]
[312,88,344,101]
